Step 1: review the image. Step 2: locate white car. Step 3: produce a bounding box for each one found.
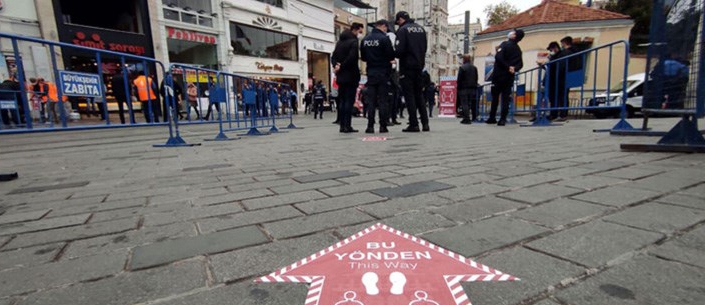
[587,73,645,118]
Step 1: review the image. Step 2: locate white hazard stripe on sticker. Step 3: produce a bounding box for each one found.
[304,277,325,305]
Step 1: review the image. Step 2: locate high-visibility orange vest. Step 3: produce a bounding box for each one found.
[133,75,156,101]
[46,82,67,102]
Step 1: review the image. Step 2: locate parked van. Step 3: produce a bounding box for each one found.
[587,73,645,118]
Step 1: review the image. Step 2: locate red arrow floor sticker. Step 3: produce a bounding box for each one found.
[256,223,519,305]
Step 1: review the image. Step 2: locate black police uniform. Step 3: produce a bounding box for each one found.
[395,17,429,131]
[361,27,395,132]
[489,31,523,124]
[312,84,326,119]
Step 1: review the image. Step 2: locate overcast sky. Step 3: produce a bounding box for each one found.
[447,0,544,27]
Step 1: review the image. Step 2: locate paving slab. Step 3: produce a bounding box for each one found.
[0,213,90,236]
[262,208,375,239]
[554,175,626,191]
[149,282,308,305]
[371,181,455,198]
[571,185,660,207]
[269,180,343,194]
[63,222,198,259]
[679,183,705,198]
[210,232,339,283]
[319,180,396,197]
[424,216,549,257]
[294,192,385,214]
[0,209,50,226]
[3,218,138,250]
[461,247,585,305]
[656,193,705,210]
[434,183,509,202]
[0,244,62,271]
[604,202,705,234]
[0,251,126,297]
[377,211,456,235]
[196,206,304,234]
[17,260,207,305]
[45,198,147,218]
[241,190,328,210]
[621,173,699,193]
[143,203,243,227]
[193,189,274,206]
[292,170,358,183]
[650,225,705,268]
[381,172,450,186]
[359,193,451,218]
[434,196,527,223]
[336,171,400,184]
[512,198,612,229]
[498,184,584,205]
[493,173,563,188]
[7,181,90,195]
[596,167,663,180]
[436,173,502,187]
[526,221,663,268]
[555,256,705,305]
[130,225,270,270]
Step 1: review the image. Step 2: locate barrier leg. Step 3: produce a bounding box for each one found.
[206,102,239,141]
[154,87,200,147]
[287,102,301,129]
[621,115,705,152]
[240,107,269,136]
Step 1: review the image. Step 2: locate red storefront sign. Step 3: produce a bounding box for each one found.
[167,27,217,44]
[257,223,519,305]
[439,76,457,117]
[71,32,147,56]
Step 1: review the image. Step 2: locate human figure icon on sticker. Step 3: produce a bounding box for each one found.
[408,291,440,305]
[334,291,365,305]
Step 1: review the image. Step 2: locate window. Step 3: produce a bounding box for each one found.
[59,0,144,33]
[162,0,214,27]
[162,0,212,14]
[230,22,298,61]
[255,0,284,8]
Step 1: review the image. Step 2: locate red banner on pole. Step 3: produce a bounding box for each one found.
[439,76,457,117]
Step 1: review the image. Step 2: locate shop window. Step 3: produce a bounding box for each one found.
[59,0,144,33]
[255,0,284,8]
[230,23,298,61]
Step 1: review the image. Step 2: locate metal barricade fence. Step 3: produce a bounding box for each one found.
[0,32,168,134]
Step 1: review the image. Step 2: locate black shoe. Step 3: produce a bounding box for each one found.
[460,119,472,125]
[380,126,389,133]
[332,121,339,124]
[497,120,506,126]
[555,117,568,122]
[402,126,421,133]
[393,120,402,125]
[365,127,375,134]
[422,125,430,132]
[486,118,497,124]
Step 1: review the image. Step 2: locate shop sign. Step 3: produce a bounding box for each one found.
[71,32,147,56]
[172,68,217,83]
[439,76,457,117]
[256,62,284,72]
[256,223,519,305]
[0,100,17,110]
[167,27,217,44]
[313,43,325,51]
[59,71,103,97]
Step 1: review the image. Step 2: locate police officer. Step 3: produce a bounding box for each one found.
[312,80,326,119]
[488,29,524,126]
[394,11,429,133]
[361,19,396,134]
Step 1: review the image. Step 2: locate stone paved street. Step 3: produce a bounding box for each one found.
[1,115,704,305]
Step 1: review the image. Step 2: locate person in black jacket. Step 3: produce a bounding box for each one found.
[332,22,364,133]
[160,75,184,120]
[361,19,396,134]
[312,81,327,119]
[395,11,429,133]
[457,54,479,124]
[110,72,135,124]
[488,29,524,126]
[543,41,565,121]
[0,75,23,126]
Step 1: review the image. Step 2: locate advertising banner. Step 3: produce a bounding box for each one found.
[438,76,457,117]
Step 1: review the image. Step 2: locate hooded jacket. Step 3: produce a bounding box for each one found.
[331,30,361,85]
[492,30,524,84]
[395,19,427,71]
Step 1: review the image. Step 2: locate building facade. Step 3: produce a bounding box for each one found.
[0,0,42,81]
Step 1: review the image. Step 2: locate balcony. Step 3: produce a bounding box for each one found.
[163,4,215,27]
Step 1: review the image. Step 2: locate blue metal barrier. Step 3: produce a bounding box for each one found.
[0,32,169,134]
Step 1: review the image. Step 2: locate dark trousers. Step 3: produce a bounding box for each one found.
[338,84,357,129]
[205,102,221,120]
[366,81,390,128]
[549,79,568,118]
[335,98,342,123]
[489,82,512,121]
[141,100,162,123]
[399,69,428,127]
[459,91,478,120]
[115,98,134,124]
[427,97,434,117]
[313,99,324,118]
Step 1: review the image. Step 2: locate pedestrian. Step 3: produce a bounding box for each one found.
[133,71,161,123]
[553,36,581,121]
[160,75,184,120]
[304,89,312,114]
[40,78,68,124]
[0,75,22,126]
[544,41,566,121]
[426,82,437,118]
[290,88,298,114]
[361,19,396,134]
[385,23,402,126]
[204,77,222,121]
[332,22,364,133]
[487,29,524,126]
[360,86,369,118]
[186,82,202,120]
[268,85,280,116]
[394,11,429,132]
[457,54,479,124]
[110,72,135,124]
[312,80,326,119]
[257,82,268,117]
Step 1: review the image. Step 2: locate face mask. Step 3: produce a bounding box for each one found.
[549,51,555,56]
[357,33,364,39]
